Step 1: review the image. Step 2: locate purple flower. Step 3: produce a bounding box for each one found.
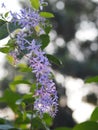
[27,40,41,54]
[14,35,58,117]
[10,8,45,33]
[34,82,58,117]
[28,40,58,117]
[16,31,27,50]
[34,92,58,117]
[1,2,6,8]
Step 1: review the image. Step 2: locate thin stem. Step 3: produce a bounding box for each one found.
[30,104,33,130]
[22,37,31,45]
[6,22,13,39]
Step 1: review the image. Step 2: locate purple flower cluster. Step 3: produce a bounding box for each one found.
[10,5,58,117]
[29,40,58,117]
[10,8,45,34]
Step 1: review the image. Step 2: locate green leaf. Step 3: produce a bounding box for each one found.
[34,25,41,33]
[0,39,15,53]
[3,89,21,111]
[22,111,27,121]
[44,25,52,34]
[6,55,16,66]
[0,118,5,124]
[30,0,40,10]
[0,47,10,53]
[10,75,23,92]
[40,34,50,49]
[30,83,37,94]
[31,117,44,129]
[15,93,33,106]
[40,12,54,18]
[14,75,23,81]
[17,63,32,72]
[0,22,8,39]
[22,93,34,104]
[0,22,19,40]
[85,76,98,83]
[73,121,98,130]
[43,113,52,126]
[0,19,6,26]
[0,97,6,102]
[7,39,15,48]
[4,12,9,18]
[55,127,72,130]
[90,107,98,121]
[10,80,32,85]
[18,94,32,102]
[15,112,30,125]
[46,54,62,66]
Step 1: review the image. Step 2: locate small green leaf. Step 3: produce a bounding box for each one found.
[10,80,32,86]
[0,39,15,53]
[7,39,15,48]
[3,89,21,111]
[17,63,32,72]
[22,93,34,104]
[15,112,30,125]
[22,111,27,121]
[44,25,52,34]
[6,55,16,66]
[0,97,6,102]
[85,76,98,83]
[0,22,8,39]
[23,93,33,100]
[14,75,23,81]
[90,107,98,121]
[34,25,41,33]
[30,83,36,94]
[43,114,52,126]
[0,19,6,26]
[40,34,50,49]
[21,102,26,109]
[10,75,26,91]
[0,47,10,53]
[0,118,5,124]
[30,0,40,10]
[46,54,62,66]
[0,22,20,40]
[73,121,98,130]
[31,117,44,129]
[40,12,54,18]
[10,85,16,92]
[4,12,9,18]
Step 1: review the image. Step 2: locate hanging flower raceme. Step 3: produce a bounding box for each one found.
[28,40,58,117]
[10,4,58,117]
